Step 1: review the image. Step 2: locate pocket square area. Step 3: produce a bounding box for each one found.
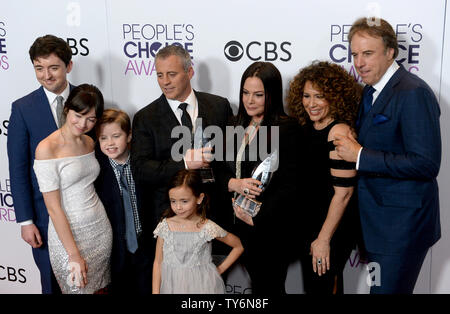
[373,114,389,124]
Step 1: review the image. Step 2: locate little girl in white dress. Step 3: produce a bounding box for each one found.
[152,169,244,294]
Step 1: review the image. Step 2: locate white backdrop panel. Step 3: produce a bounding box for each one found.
[0,0,448,294]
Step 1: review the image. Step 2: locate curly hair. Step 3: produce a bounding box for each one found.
[286,61,362,129]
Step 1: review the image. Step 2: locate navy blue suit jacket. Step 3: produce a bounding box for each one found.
[8,85,73,293]
[357,64,441,255]
[8,86,64,229]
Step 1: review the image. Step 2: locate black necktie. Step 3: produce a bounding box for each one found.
[117,164,138,253]
[178,102,193,132]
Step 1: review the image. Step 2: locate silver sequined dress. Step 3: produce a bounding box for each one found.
[34,151,112,294]
[154,218,227,294]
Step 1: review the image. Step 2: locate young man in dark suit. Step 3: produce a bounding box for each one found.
[334,17,441,294]
[7,35,74,294]
[130,45,233,244]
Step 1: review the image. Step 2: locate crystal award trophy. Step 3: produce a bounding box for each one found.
[193,121,215,183]
[233,150,278,217]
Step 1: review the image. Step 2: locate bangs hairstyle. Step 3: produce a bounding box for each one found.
[29,34,72,66]
[95,108,131,139]
[236,61,286,127]
[161,169,209,223]
[63,84,104,119]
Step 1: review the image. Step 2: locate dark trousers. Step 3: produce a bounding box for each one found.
[367,249,428,294]
[299,240,353,295]
[299,253,345,294]
[110,246,153,295]
[242,243,290,294]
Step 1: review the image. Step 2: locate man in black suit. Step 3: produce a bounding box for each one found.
[130,45,233,236]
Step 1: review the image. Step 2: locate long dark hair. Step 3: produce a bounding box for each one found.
[162,169,209,223]
[236,61,287,127]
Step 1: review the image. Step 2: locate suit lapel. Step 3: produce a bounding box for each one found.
[158,94,181,128]
[35,84,76,133]
[358,66,405,142]
[195,91,210,129]
[36,86,58,132]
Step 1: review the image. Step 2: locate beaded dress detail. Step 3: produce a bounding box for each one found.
[34,151,112,294]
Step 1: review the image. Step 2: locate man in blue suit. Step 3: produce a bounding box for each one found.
[7,35,74,294]
[334,17,441,294]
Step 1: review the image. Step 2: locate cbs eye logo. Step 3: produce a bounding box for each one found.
[224,41,244,61]
[224,40,292,62]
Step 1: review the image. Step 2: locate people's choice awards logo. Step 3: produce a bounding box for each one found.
[224,40,291,62]
[329,4,423,82]
[122,23,195,76]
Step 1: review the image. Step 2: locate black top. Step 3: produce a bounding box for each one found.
[219,117,307,252]
[302,120,358,271]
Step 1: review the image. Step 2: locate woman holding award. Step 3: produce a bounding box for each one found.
[287,61,362,294]
[221,61,304,294]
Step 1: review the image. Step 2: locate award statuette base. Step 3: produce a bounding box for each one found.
[233,194,261,217]
[198,167,215,183]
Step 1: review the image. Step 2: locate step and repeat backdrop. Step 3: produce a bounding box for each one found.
[1,0,449,293]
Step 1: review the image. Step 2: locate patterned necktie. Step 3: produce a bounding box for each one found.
[117,164,138,253]
[56,96,64,128]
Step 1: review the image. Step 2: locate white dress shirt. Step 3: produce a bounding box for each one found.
[166,89,199,169]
